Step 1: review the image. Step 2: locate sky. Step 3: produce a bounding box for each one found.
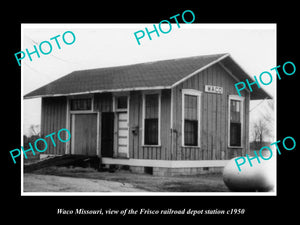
[22,24,276,139]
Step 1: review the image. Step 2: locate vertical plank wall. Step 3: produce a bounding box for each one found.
[40,63,250,161]
[129,90,171,160]
[94,91,171,160]
[41,93,113,156]
[172,63,249,160]
[41,97,67,155]
[94,93,113,112]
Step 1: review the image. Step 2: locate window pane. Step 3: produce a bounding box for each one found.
[184,120,198,146]
[230,100,241,122]
[145,118,158,145]
[70,98,92,111]
[184,95,198,120]
[145,94,158,119]
[230,122,241,146]
[230,99,242,146]
[117,96,127,109]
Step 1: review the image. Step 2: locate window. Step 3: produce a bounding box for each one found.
[184,120,198,146]
[228,96,244,147]
[70,98,92,111]
[143,93,160,145]
[182,90,201,147]
[116,96,128,110]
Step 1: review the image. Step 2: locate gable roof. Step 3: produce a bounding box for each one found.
[24,53,272,100]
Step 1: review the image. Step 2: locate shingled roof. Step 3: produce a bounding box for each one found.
[24,53,272,100]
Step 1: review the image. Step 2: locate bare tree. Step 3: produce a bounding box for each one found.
[251,99,274,142]
[251,118,271,143]
[261,99,274,139]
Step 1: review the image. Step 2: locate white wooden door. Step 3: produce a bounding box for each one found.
[117,112,129,157]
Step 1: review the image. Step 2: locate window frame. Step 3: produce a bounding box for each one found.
[182,89,202,148]
[228,95,244,148]
[142,91,161,146]
[113,94,129,112]
[69,95,94,113]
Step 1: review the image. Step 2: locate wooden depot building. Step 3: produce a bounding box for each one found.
[24,53,272,176]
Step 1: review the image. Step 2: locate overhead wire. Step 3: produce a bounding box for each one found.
[24,34,83,66]
[249,97,270,112]
[23,62,52,82]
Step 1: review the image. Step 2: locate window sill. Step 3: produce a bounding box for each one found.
[70,110,94,114]
[142,145,161,147]
[115,156,130,159]
[228,146,243,148]
[182,146,201,148]
[115,109,128,112]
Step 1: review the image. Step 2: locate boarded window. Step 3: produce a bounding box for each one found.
[229,99,242,147]
[184,94,199,146]
[70,98,92,111]
[144,94,159,145]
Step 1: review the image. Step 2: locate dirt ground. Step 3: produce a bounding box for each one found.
[23,166,229,192]
[24,173,146,192]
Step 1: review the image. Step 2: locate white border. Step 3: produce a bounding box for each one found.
[21,23,277,196]
[22,192,275,196]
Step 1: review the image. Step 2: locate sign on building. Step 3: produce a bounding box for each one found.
[205,85,223,94]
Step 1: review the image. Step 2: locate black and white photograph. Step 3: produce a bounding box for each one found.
[21,24,276,195]
[4,4,298,221]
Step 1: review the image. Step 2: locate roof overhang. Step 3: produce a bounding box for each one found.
[219,56,273,100]
[24,53,272,100]
[24,85,172,100]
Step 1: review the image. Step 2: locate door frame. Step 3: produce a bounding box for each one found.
[113,93,130,158]
[69,111,100,156]
[115,111,129,158]
[101,112,115,157]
